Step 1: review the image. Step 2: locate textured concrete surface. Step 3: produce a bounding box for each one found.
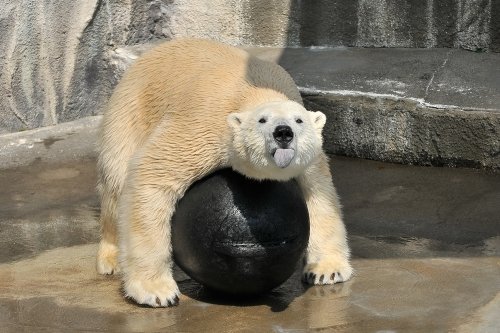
[0,122,499,332]
[1,0,498,133]
[0,116,100,170]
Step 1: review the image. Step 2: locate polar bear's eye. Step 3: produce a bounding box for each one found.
[259,118,267,124]
[296,118,303,124]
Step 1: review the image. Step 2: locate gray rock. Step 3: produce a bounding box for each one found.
[304,94,500,169]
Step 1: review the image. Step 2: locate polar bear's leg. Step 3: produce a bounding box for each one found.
[96,183,120,275]
[297,152,353,285]
[118,135,223,307]
[119,179,180,307]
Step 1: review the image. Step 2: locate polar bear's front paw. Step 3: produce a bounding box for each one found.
[302,259,353,285]
[124,274,180,307]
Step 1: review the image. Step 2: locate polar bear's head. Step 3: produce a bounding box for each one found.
[227,100,326,181]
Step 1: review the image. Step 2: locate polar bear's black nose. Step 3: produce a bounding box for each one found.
[273,125,294,144]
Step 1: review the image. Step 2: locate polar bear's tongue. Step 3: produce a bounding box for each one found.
[273,148,295,168]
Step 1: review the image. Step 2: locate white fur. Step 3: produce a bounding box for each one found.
[96,39,352,307]
[228,101,325,181]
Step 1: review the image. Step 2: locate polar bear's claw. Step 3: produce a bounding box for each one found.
[303,271,341,285]
[124,274,180,307]
[303,259,353,285]
[155,295,179,307]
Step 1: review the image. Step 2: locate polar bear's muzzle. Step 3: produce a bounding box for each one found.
[271,125,296,168]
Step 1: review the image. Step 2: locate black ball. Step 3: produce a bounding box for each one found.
[172,169,310,295]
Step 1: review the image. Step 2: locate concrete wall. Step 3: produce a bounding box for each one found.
[0,0,499,133]
[250,0,499,51]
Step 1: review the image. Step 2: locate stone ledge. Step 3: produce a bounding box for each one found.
[303,92,500,169]
[0,116,101,170]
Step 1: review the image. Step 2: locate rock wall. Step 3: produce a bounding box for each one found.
[0,1,100,133]
[244,0,499,50]
[0,0,498,133]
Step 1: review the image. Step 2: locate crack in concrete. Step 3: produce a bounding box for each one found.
[300,87,460,110]
[424,49,455,101]
[299,87,500,113]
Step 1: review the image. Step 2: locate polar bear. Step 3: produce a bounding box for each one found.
[97,39,352,307]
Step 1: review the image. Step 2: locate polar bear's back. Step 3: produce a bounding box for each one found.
[105,39,301,131]
[99,39,302,191]
[134,38,302,103]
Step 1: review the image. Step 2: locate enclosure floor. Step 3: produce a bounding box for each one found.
[0,156,499,332]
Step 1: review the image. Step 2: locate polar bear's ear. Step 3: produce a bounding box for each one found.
[227,113,243,130]
[311,111,326,130]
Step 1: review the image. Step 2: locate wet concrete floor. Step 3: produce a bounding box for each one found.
[0,156,499,332]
